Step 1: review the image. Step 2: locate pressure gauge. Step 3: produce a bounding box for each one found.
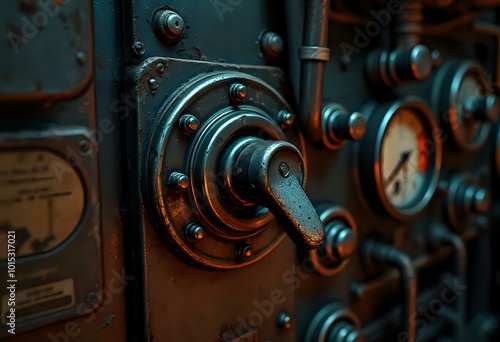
[432,60,499,151]
[358,98,442,220]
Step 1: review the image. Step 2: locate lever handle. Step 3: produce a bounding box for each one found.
[231,137,325,249]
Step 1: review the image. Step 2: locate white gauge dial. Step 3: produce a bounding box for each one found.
[380,109,429,209]
[0,150,85,260]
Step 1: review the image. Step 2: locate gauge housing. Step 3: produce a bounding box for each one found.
[432,60,497,151]
[358,98,442,221]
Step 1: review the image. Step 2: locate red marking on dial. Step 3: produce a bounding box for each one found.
[417,133,428,172]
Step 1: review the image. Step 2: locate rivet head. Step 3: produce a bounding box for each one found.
[277,312,292,329]
[229,83,248,103]
[261,31,284,59]
[76,52,86,65]
[278,110,296,128]
[236,243,253,259]
[185,223,205,242]
[78,140,92,155]
[156,63,166,74]
[278,162,290,178]
[179,114,200,135]
[168,172,190,191]
[148,78,159,90]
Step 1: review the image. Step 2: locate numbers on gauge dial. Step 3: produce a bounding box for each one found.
[380,109,429,208]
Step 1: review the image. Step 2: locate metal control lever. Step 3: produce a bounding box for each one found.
[228,137,325,249]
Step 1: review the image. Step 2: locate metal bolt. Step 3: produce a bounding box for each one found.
[132,41,145,56]
[153,10,185,44]
[179,114,200,135]
[148,78,159,90]
[261,31,284,59]
[168,172,190,191]
[185,223,205,242]
[236,243,253,259]
[278,162,290,178]
[78,140,92,155]
[229,83,248,103]
[278,110,295,128]
[277,312,292,329]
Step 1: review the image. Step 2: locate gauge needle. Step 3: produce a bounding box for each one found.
[384,150,412,187]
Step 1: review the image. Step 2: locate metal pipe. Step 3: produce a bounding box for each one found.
[299,0,331,144]
[361,286,448,342]
[427,224,467,342]
[362,240,417,342]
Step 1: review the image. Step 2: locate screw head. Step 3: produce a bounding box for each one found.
[229,83,248,103]
[168,172,190,191]
[278,162,290,178]
[278,110,296,128]
[236,243,253,259]
[179,114,200,135]
[185,223,205,242]
[261,31,284,59]
[164,12,184,36]
[277,312,292,329]
[132,41,145,56]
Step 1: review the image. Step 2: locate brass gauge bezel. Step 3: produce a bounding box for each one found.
[358,98,442,221]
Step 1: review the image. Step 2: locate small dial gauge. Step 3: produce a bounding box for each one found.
[0,150,85,260]
[433,60,499,151]
[358,98,442,220]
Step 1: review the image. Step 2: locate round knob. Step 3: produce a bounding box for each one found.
[366,45,433,87]
[405,45,433,81]
[463,94,500,123]
[325,222,357,262]
[327,321,364,342]
[322,104,367,149]
[389,45,433,82]
[227,137,325,249]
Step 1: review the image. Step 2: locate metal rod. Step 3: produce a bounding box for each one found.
[361,240,417,342]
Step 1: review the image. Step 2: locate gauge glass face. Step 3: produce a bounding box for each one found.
[455,75,482,144]
[0,150,85,260]
[380,109,430,209]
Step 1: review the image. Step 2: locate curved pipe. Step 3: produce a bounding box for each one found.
[362,240,417,342]
[427,224,467,342]
[299,0,331,144]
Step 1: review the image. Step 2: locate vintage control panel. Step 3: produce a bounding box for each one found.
[1,0,500,341]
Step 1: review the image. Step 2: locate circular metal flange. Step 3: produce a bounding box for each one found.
[444,173,490,231]
[432,60,496,151]
[306,205,358,277]
[357,97,442,221]
[304,303,362,342]
[146,71,305,270]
